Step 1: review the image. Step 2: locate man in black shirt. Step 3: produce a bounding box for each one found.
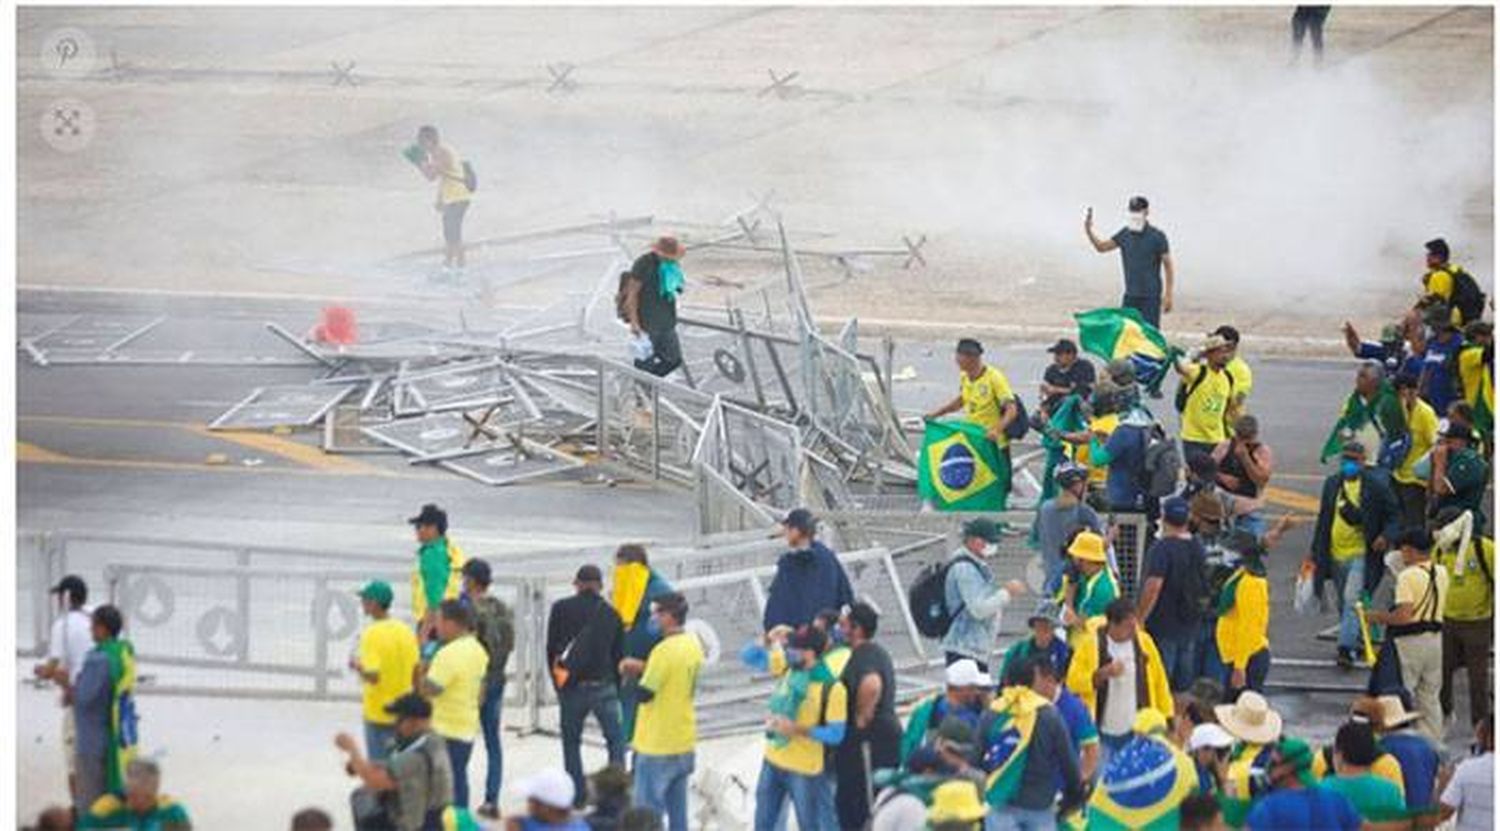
[622,236,686,378]
[1039,339,1097,420]
[1084,195,1175,328]
[546,565,627,807]
[1134,497,1208,693]
[834,602,902,830]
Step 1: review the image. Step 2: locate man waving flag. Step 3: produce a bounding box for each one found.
[921,338,1018,511]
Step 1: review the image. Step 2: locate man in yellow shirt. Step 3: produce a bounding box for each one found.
[1310,440,1399,669]
[1431,508,1493,730]
[925,337,1020,458]
[1391,374,1440,528]
[412,125,474,280]
[1457,321,1493,447]
[1367,529,1450,742]
[1213,325,1253,419]
[755,625,848,831]
[420,600,488,810]
[620,592,701,831]
[351,580,420,762]
[1175,334,1237,467]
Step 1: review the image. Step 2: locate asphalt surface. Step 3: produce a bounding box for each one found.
[15,286,1483,753]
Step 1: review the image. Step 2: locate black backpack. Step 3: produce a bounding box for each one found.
[1448,266,1486,325]
[1141,424,1182,499]
[1005,396,1030,441]
[909,556,983,638]
[1174,364,1235,414]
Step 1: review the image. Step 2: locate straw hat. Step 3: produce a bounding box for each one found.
[1068,531,1108,564]
[1358,695,1422,730]
[928,780,988,823]
[1214,691,1283,745]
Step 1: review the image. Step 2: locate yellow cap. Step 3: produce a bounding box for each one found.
[928,780,988,823]
[1068,531,1108,563]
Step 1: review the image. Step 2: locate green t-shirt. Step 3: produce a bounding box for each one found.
[1441,448,1490,524]
[1324,772,1406,822]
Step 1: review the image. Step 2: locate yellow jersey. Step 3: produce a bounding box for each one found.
[960,365,1016,448]
[1330,478,1366,561]
[427,635,488,740]
[435,143,472,205]
[1394,398,1439,486]
[359,618,421,725]
[634,631,704,756]
[1178,362,1234,444]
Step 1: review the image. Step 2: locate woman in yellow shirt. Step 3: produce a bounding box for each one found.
[414,125,474,277]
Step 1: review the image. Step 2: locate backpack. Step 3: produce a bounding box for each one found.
[1141,424,1181,499]
[614,271,636,323]
[1175,364,1235,414]
[1448,266,1486,325]
[1175,542,1214,620]
[461,161,478,193]
[1005,396,1030,441]
[472,596,515,683]
[909,556,984,638]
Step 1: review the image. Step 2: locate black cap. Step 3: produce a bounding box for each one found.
[956,338,983,356]
[384,692,432,720]
[1047,338,1078,354]
[49,575,87,602]
[1425,238,1450,259]
[575,564,603,584]
[1128,195,1150,212]
[461,558,492,586]
[783,508,817,534]
[408,503,448,533]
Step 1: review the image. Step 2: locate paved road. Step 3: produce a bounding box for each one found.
[15,286,1481,752]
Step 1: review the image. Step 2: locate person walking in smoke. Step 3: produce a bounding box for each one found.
[1292,7,1333,64]
[406,125,474,281]
[1084,195,1175,328]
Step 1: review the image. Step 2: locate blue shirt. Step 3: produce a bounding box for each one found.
[1356,342,1423,379]
[1383,731,1443,808]
[1246,785,1361,831]
[1102,422,1148,511]
[1420,331,1464,414]
[1053,687,1097,791]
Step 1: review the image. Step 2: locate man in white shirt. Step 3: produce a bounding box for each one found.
[31,575,94,805]
[1440,714,1493,831]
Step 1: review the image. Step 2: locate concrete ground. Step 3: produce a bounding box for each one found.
[13,4,1494,828]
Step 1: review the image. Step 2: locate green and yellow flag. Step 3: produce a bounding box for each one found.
[1074,307,1181,395]
[1319,379,1407,463]
[98,638,139,795]
[917,419,1010,511]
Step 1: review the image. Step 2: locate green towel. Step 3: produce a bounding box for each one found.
[401,143,426,166]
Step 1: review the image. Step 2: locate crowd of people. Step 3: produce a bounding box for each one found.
[23,222,1493,830]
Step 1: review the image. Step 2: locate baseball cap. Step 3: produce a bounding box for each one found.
[516,768,575,810]
[782,508,817,534]
[1128,195,1150,212]
[1425,238,1450,259]
[407,503,447,530]
[961,517,1002,543]
[384,693,432,720]
[575,564,603,584]
[1189,723,1235,752]
[944,659,991,688]
[1047,338,1078,354]
[461,558,492,585]
[357,580,394,609]
[49,575,87,601]
[1161,496,1190,527]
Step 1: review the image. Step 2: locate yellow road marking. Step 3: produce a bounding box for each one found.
[17,441,73,464]
[18,438,446,480]
[1263,485,1321,514]
[187,427,389,476]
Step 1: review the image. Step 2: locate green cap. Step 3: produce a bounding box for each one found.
[357,580,394,608]
[961,517,1002,543]
[1273,736,1315,776]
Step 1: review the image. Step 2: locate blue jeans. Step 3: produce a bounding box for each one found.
[634,751,694,831]
[1225,648,1271,700]
[1232,511,1267,539]
[1331,557,1366,651]
[560,682,627,807]
[446,737,474,809]
[1153,631,1199,693]
[478,679,504,805]
[754,759,826,831]
[988,805,1058,831]
[1042,553,1066,598]
[364,721,396,762]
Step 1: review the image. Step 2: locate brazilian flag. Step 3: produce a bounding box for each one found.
[1074,307,1182,396]
[917,419,1010,511]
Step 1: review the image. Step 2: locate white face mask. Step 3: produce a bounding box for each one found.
[981,542,999,557]
[1127,212,1147,232]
